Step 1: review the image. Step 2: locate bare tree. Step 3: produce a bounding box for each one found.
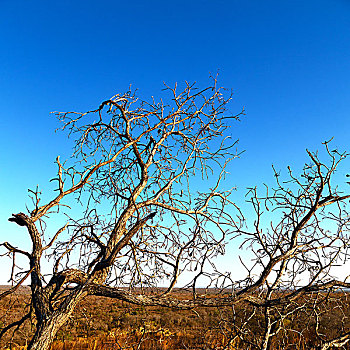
[212,142,350,350]
[2,79,350,350]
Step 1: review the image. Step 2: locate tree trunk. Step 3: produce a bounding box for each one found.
[28,312,71,350]
[27,282,89,349]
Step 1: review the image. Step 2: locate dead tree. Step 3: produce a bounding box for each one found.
[2,79,350,350]
[219,144,350,350]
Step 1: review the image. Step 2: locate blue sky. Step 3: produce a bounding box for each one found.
[1,1,350,283]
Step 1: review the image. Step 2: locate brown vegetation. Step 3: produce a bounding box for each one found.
[2,289,350,349]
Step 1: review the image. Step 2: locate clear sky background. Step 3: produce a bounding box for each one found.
[1,0,350,284]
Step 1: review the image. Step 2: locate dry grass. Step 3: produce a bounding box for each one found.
[2,290,350,349]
